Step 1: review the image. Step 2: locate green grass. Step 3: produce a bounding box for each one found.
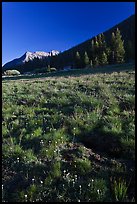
[2,67,135,202]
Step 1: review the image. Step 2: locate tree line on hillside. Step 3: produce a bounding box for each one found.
[49,28,131,70]
[62,14,135,70]
[15,26,134,74]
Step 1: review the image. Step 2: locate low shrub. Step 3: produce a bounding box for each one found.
[4,70,20,76]
[50,67,57,72]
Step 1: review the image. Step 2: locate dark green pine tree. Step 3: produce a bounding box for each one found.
[75,51,81,68]
[94,56,99,67]
[90,59,93,68]
[91,37,100,66]
[97,34,103,65]
[98,33,110,65]
[101,33,110,56]
[115,28,125,63]
[91,39,95,53]
[110,28,125,64]
[100,52,108,66]
[98,34,103,49]
[90,39,95,61]
[109,32,116,64]
[94,37,99,56]
[84,51,90,67]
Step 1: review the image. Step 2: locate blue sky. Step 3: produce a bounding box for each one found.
[2,2,135,65]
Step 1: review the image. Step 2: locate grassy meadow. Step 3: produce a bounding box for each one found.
[2,68,135,202]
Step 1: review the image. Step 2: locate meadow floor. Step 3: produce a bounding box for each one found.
[2,69,135,202]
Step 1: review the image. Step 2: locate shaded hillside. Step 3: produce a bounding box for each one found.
[52,14,135,69]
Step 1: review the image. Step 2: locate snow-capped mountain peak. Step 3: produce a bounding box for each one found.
[3,50,60,69]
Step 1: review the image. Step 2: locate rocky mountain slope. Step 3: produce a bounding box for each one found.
[3,50,60,69]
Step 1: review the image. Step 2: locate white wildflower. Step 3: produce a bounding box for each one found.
[97,189,100,194]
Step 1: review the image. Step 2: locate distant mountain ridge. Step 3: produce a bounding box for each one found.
[3,50,60,69]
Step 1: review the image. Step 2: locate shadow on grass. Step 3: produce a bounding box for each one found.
[2,63,135,81]
[76,122,124,159]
